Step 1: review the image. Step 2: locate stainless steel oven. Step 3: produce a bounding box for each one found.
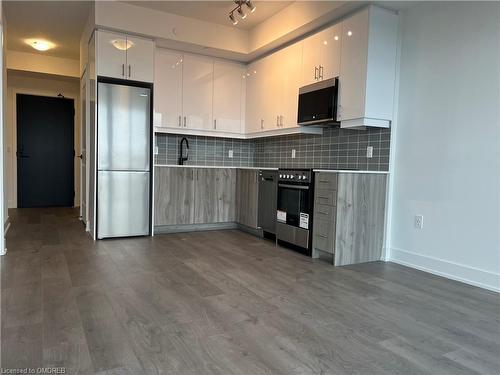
[276,169,314,255]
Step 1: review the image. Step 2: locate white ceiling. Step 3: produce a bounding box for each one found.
[3,1,91,60]
[124,1,294,30]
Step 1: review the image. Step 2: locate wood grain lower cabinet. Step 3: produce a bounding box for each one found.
[154,167,236,227]
[193,168,218,224]
[334,173,386,266]
[154,167,195,226]
[236,169,259,228]
[312,172,387,265]
[215,169,236,222]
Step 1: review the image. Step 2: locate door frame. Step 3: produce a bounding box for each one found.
[80,68,89,229]
[12,89,79,208]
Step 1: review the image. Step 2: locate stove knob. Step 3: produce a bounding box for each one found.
[290,175,294,179]
[279,174,283,178]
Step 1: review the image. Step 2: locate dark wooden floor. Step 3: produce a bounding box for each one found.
[2,208,499,374]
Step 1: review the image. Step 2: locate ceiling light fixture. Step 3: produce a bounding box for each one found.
[229,12,238,25]
[237,7,247,19]
[246,0,256,13]
[25,39,54,52]
[228,0,256,26]
[111,39,134,51]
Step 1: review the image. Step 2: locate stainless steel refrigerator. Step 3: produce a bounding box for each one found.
[97,82,151,239]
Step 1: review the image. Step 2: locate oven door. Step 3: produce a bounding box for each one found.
[277,183,312,229]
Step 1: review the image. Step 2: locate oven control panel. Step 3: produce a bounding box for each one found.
[278,170,312,183]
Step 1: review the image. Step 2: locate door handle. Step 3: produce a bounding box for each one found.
[77,154,83,159]
[16,151,29,159]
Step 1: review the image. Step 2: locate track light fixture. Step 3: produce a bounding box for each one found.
[228,0,256,25]
[229,12,238,25]
[246,0,256,13]
[237,6,247,19]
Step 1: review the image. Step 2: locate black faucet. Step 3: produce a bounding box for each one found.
[178,137,189,165]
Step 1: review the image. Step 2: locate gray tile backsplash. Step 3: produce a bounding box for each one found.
[155,127,391,171]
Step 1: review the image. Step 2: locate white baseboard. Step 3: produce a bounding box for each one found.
[389,247,500,293]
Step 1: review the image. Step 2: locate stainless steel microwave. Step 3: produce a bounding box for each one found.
[297,77,339,126]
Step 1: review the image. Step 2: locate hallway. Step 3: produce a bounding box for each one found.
[2,208,500,374]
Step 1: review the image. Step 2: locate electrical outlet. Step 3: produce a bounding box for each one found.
[228,149,233,158]
[414,215,424,229]
[366,146,373,158]
[291,149,296,158]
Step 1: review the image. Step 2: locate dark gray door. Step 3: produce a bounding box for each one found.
[17,94,75,208]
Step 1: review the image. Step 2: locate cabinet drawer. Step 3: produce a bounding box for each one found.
[315,173,338,191]
[315,189,337,206]
[313,218,335,254]
[314,205,336,220]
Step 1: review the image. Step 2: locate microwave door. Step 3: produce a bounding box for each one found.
[298,78,338,125]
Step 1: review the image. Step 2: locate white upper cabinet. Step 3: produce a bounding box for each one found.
[276,43,302,129]
[246,43,302,133]
[213,60,245,133]
[125,36,154,83]
[96,30,154,83]
[182,54,214,131]
[339,6,398,128]
[301,23,342,86]
[245,59,266,133]
[154,49,183,129]
[97,30,127,79]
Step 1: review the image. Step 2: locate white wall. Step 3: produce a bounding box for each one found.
[4,71,80,211]
[1,0,5,254]
[389,2,500,291]
[6,50,79,78]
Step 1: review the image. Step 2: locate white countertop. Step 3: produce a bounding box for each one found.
[313,169,389,174]
[154,164,278,170]
[154,165,389,174]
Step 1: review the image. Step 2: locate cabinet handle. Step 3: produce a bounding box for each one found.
[184,116,187,127]
[128,65,131,78]
[314,66,318,80]
[276,115,280,127]
[261,119,264,130]
[280,115,284,127]
[214,119,217,129]
[178,115,181,127]
[122,64,125,77]
[319,65,324,80]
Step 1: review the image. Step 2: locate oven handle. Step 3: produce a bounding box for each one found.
[278,183,310,190]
